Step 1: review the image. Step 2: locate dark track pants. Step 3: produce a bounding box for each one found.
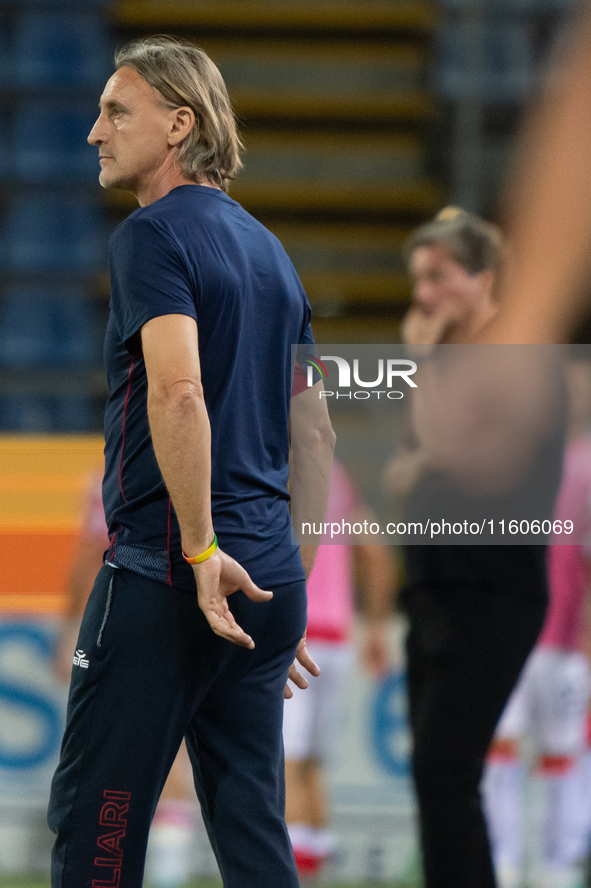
[48,565,307,888]
[404,586,547,888]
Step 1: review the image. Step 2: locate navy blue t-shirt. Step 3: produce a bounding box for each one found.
[103,184,312,592]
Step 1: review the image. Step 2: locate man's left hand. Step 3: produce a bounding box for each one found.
[193,548,272,648]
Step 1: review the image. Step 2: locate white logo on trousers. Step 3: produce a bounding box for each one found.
[73,649,89,668]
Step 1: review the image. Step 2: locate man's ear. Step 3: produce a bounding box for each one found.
[168,106,195,147]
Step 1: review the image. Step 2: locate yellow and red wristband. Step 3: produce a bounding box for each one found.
[182,534,218,564]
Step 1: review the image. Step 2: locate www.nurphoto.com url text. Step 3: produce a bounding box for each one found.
[300,519,574,540]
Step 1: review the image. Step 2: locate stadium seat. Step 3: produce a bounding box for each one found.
[438,0,566,8]
[4,196,105,271]
[436,21,532,103]
[11,102,98,182]
[0,394,94,433]
[12,11,110,86]
[49,395,96,432]
[0,289,101,369]
[203,39,432,122]
[269,223,410,304]
[0,116,5,178]
[0,395,55,433]
[229,132,441,213]
[0,19,8,87]
[0,0,111,5]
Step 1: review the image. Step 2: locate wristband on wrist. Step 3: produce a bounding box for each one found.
[182,534,218,564]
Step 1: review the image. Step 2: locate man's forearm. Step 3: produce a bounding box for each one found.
[147,383,214,556]
[291,426,335,578]
[289,384,336,578]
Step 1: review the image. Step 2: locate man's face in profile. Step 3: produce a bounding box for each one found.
[87,66,174,194]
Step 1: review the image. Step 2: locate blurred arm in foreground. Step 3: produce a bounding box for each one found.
[484,5,591,344]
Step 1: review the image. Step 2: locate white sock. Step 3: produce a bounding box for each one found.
[542,761,589,874]
[287,822,315,852]
[483,756,525,876]
[147,800,197,888]
[575,748,591,856]
[311,827,336,857]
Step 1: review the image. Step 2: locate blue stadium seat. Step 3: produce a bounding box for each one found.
[4,196,105,271]
[0,394,94,433]
[13,11,111,86]
[0,289,101,368]
[0,0,112,5]
[0,116,5,178]
[0,395,55,432]
[11,102,98,182]
[0,20,8,87]
[436,21,532,103]
[50,395,95,432]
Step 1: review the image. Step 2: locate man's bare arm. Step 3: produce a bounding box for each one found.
[289,380,336,578]
[284,379,335,696]
[142,314,272,649]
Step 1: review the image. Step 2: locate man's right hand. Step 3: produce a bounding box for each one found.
[193,549,272,649]
[284,632,320,699]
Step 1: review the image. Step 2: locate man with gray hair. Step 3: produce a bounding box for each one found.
[48,36,334,887]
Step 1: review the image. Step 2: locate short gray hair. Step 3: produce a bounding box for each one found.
[115,36,244,193]
[405,207,505,276]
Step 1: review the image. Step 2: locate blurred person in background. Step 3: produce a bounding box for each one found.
[52,471,202,888]
[485,356,591,888]
[284,454,394,879]
[52,472,108,685]
[400,206,499,348]
[384,208,553,888]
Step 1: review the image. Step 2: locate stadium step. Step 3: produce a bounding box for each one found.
[112,0,435,33]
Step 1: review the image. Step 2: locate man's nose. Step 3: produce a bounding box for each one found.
[87,116,105,146]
